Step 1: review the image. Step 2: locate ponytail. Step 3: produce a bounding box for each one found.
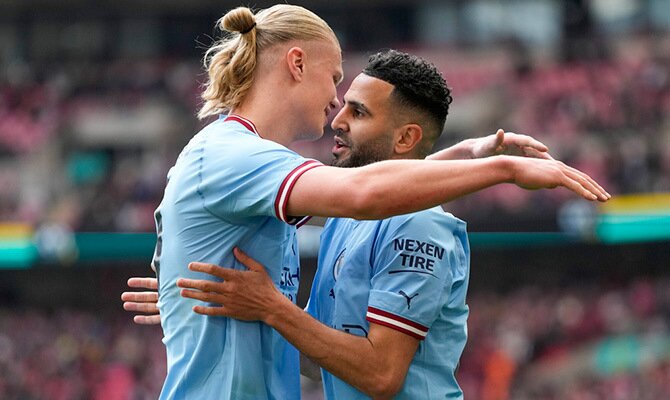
[198,4,338,119]
[198,7,258,119]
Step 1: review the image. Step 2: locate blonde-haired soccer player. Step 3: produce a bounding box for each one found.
[148,4,608,400]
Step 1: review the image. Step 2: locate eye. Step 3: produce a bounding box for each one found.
[353,109,364,118]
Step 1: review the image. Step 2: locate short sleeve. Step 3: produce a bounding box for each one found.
[198,133,322,224]
[366,211,467,340]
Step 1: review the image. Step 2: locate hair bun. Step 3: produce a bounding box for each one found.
[222,7,256,34]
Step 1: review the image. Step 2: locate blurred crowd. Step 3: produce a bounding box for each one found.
[0,275,668,399]
[1,34,670,231]
[459,276,670,400]
[0,309,165,400]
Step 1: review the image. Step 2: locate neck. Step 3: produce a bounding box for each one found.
[232,82,303,148]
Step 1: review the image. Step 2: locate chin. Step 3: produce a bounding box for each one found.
[332,157,353,168]
[297,129,324,142]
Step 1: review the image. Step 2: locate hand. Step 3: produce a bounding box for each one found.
[472,129,552,159]
[177,248,287,322]
[121,277,161,325]
[507,156,610,201]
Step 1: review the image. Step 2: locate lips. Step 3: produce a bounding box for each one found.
[334,137,348,148]
[332,136,350,156]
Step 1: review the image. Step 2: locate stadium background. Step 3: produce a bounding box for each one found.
[1,0,669,398]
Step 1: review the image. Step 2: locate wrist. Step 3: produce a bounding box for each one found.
[263,291,295,327]
[493,155,516,183]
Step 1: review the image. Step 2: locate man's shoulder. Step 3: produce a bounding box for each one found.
[384,207,465,231]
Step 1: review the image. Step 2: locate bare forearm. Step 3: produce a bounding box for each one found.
[289,156,513,220]
[267,298,396,397]
[181,256,419,399]
[289,155,607,222]
[347,156,513,219]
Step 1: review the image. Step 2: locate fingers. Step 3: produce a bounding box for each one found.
[514,157,610,201]
[180,288,226,305]
[134,315,161,325]
[561,174,599,201]
[123,278,160,325]
[503,132,549,152]
[233,247,265,272]
[562,165,610,201]
[123,300,159,314]
[193,305,229,317]
[127,277,158,290]
[121,291,158,303]
[522,147,554,160]
[188,262,236,280]
[177,278,229,294]
[494,129,505,146]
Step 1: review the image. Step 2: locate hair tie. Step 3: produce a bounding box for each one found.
[240,22,256,34]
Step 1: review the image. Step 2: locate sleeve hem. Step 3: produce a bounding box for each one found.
[366,306,428,340]
[274,160,324,224]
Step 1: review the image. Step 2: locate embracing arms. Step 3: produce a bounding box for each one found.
[179,250,419,399]
[286,130,607,220]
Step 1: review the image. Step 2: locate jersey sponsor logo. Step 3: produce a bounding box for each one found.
[332,248,346,281]
[399,290,419,309]
[388,238,444,277]
[280,266,299,302]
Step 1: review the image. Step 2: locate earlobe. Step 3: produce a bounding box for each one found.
[286,47,305,82]
[395,124,423,155]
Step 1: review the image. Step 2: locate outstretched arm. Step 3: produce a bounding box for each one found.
[178,249,418,399]
[287,155,609,220]
[121,277,161,325]
[427,129,552,160]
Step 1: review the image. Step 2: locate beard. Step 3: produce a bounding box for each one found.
[331,133,396,168]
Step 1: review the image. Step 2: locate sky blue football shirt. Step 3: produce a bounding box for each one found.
[154,115,320,400]
[306,207,470,399]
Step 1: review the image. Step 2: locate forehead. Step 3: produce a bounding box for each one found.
[308,39,343,76]
[344,73,394,107]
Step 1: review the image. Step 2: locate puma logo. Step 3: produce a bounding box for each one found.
[399,290,419,309]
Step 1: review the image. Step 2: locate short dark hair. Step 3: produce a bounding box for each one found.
[363,50,453,141]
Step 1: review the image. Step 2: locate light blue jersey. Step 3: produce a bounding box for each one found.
[153,115,320,400]
[306,208,470,399]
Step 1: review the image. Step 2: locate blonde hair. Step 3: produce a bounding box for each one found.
[198,4,339,119]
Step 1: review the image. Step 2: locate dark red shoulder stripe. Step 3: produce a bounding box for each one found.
[224,115,260,136]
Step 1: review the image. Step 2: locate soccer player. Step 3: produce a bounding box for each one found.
[141,4,609,400]
[177,49,471,399]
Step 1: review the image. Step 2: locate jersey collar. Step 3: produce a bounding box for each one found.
[222,114,261,137]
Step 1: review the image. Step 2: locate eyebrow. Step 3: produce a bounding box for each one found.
[344,99,371,115]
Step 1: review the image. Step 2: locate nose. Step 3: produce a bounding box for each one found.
[330,105,347,132]
[329,96,341,112]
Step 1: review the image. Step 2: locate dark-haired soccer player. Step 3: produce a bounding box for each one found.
[178,50,483,399]
[150,4,608,398]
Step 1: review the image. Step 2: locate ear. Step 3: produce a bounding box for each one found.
[394,124,423,155]
[286,47,306,82]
